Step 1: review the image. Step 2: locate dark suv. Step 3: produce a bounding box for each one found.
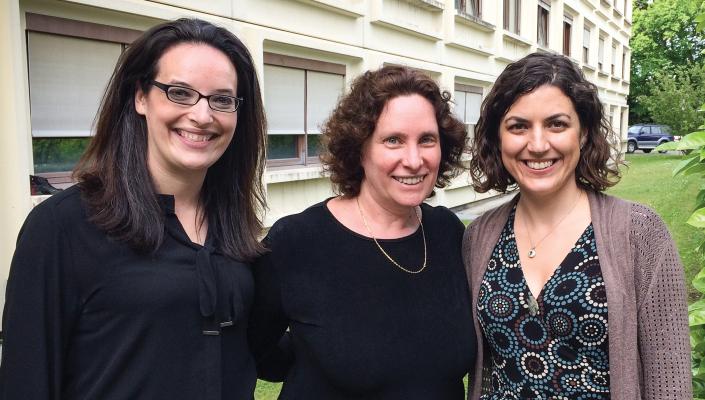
[626,124,676,153]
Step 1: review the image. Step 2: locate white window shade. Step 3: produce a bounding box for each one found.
[306,71,343,134]
[465,92,482,125]
[27,32,121,137]
[454,91,466,121]
[264,65,305,135]
[583,28,590,48]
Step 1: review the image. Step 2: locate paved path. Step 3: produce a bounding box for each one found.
[453,191,517,222]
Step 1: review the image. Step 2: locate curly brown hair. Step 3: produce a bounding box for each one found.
[320,65,468,197]
[469,52,622,193]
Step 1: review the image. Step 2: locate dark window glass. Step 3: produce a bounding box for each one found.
[640,127,651,135]
[32,137,91,173]
[307,135,322,158]
[267,135,299,159]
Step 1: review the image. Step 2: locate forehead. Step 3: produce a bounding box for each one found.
[155,43,238,90]
[505,85,575,117]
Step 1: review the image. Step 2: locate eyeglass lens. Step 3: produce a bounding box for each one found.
[166,86,239,112]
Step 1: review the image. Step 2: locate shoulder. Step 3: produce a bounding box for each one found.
[421,203,463,231]
[265,200,330,245]
[465,195,517,238]
[20,186,87,236]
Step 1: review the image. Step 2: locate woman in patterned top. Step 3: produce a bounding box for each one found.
[462,52,691,399]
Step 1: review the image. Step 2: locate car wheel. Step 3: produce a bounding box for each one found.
[658,141,669,153]
[627,141,636,153]
[643,149,652,153]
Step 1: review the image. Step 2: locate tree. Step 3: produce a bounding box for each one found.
[629,0,705,122]
[637,64,705,135]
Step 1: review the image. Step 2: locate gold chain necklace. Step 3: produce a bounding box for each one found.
[356,197,427,274]
[519,190,582,258]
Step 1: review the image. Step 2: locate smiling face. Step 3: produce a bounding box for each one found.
[359,94,441,212]
[135,43,238,182]
[500,84,583,198]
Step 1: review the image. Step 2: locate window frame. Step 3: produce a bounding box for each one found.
[455,0,481,18]
[562,15,573,57]
[537,1,550,47]
[454,83,484,142]
[503,0,521,34]
[263,52,346,168]
[25,13,141,184]
[582,26,591,64]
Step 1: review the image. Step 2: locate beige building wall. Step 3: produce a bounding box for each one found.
[0,0,632,318]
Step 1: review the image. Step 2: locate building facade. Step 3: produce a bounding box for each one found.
[0,0,632,315]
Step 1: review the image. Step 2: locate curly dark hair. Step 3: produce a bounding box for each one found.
[320,65,468,197]
[469,52,621,193]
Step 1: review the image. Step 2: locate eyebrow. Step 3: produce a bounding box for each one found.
[504,113,572,123]
[168,80,236,95]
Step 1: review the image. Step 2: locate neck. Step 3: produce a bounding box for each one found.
[150,166,205,212]
[518,183,583,226]
[356,188,418,233]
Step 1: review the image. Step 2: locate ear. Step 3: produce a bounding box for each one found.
[135,86,148,116]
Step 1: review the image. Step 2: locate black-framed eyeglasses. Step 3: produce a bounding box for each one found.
[150,80,243,113]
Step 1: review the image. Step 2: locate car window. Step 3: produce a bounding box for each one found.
[652,126,661,135]
[628,126,641,134]
[640,127,651,135]
[662,126,672,134]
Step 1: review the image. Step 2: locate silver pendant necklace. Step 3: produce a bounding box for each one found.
[519,190,583,258]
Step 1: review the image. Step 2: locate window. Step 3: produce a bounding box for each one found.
[582,27,591,64]
[25,14,140,176]
[563,15,573,56]
[598,36,605,71]
[622,51,627,78]
[537,1,550,47]
[454,84,483,141]
[263,53,345,167]
[455,0,481,17]
[611,43,617,75]
[504,0,520,34]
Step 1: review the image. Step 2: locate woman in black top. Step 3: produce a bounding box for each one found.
[249,66,477,399]
[0,19,266,400]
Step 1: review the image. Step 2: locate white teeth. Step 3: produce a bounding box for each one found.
[526,160,554,170]
[177,129,213,142]
[394,176,424,185]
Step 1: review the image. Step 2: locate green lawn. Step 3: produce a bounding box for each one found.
[254,153,704,398]
[607,153,705,301]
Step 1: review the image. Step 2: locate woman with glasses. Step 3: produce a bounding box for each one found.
[0,18,266,399]
[249,66,476,399]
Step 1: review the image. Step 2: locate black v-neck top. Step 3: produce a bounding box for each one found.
[248,199,476,399]
[0,186,256,400]
[477,206,610,399]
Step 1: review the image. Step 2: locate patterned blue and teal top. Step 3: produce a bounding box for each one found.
[478,206,610,399]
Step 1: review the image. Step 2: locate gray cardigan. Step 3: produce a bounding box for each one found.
[462,190,691,399]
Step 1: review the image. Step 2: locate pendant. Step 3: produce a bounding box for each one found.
[528,248,536,258]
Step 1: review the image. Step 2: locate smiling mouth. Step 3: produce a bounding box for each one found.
[393,175,426,185]
[524,160,556,170]
[175,129,214,142]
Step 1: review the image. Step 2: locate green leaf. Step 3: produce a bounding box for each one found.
[695,268,705,294]
[688,208,705,228]
[689,299,705,325]
[677,131,705,150]
[695,189,705,210]
[684,163,705,176]
[674,154,701,176]
[656,140,678,152]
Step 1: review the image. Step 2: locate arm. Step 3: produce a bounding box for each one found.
[631,204,692,399]
[247,228,294,382]
[0,203,80,400]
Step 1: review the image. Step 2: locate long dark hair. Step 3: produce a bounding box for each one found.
[74,18,266,261]
[469,52,621,193]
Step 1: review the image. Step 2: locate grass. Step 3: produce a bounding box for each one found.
[607,153,705,301]
[253,153,704,398]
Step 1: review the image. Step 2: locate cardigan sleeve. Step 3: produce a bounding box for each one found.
[247,225,294,382]
[0,201,81,400]
[630,203,692,400]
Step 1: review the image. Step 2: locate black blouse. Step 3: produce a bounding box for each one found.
[248,200,476,400]
[0,186,256,400]
[477,207,610,399]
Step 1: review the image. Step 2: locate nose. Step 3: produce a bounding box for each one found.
[188,98,215,125]
[527,126,550,153]
[402,145,423,170]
